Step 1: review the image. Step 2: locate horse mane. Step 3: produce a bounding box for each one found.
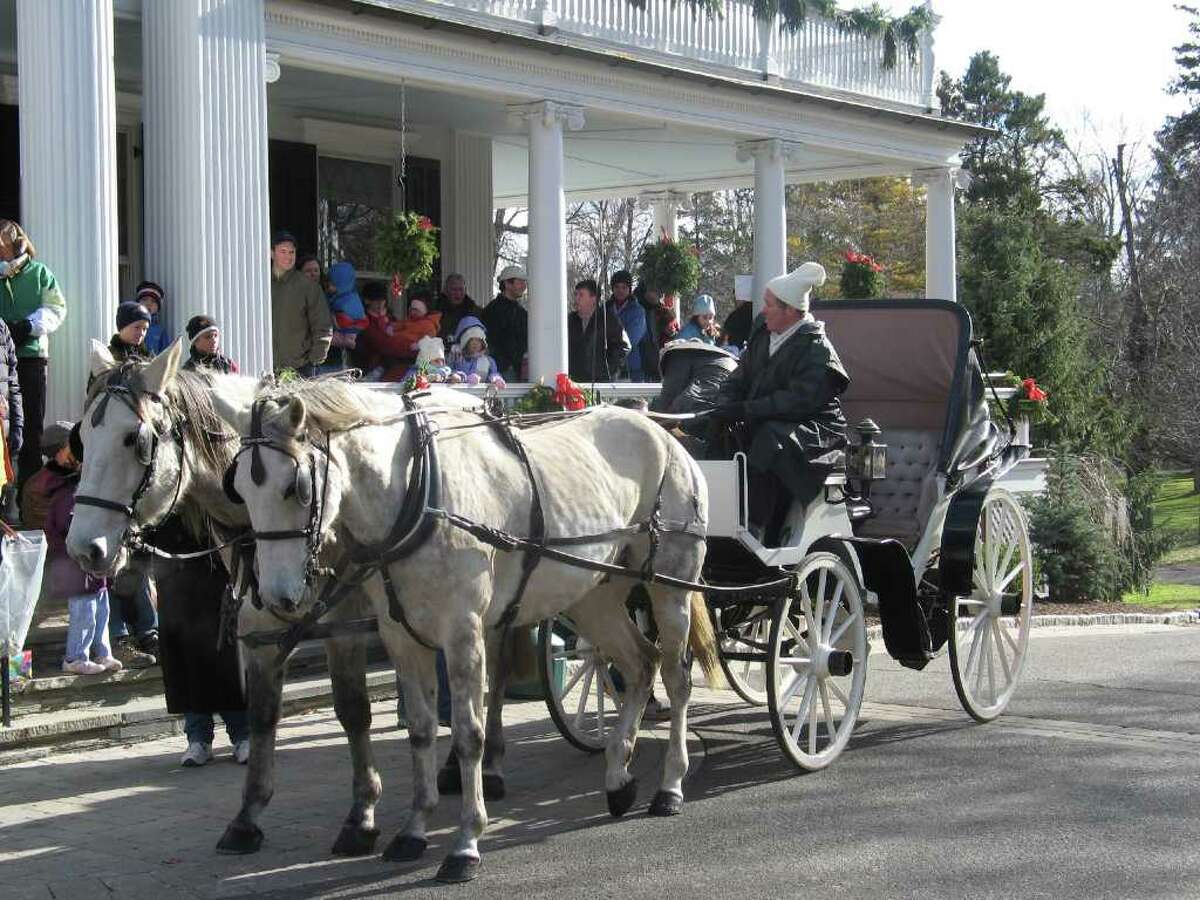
[259,377,397,436]
[86,361,239,483]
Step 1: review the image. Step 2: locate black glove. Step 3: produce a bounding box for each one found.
[710,401,747,424]
[7,318,33,345]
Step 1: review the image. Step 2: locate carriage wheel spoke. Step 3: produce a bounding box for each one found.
[829,609,859,647]
[784,615,806,648]
[778,657,811,668]
[791,678,816,743]
[822,581,844,643]
[828,677,850,709]
[818,680,835,743]
[779,670,806,708]
[999,622,1020,655]
[596,667,607,732]
[562,658,590,697]
[575,664,595,732]
[998,562,1026,592]
[807,681,820,756]
[985,628,997,702]
[973,625,990,698]
[964,612,987,680]
[991,619,1013,684]
[813,569,827,639]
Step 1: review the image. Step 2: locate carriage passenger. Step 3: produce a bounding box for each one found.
[711,262,849,546]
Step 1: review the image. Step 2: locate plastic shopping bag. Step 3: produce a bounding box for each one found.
[0,531,48,659]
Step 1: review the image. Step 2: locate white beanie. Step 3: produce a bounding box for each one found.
[416,336,446,367]
[765,262,827,312]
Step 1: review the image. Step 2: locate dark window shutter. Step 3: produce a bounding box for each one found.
[0,105,20,223]
[401,156,441,288]
[269,139,318,257]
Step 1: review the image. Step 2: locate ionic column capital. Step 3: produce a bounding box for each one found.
[264,50,281,84]
[736,138,802,165]
[639,189,689,209]
[911,165,971,190]
[507,100,585,132]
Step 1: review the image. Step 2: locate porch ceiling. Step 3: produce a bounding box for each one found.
[269,65,898,206]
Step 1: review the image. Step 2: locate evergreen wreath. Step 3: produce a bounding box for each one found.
[627,0,934,69]
[636,233,701,299]
[375,212,439,285]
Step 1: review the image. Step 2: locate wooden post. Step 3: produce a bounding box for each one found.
[2,655,11,728]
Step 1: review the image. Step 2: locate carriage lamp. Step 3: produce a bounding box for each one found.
[849,418,887,482]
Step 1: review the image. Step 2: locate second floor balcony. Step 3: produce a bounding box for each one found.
[357,0,940,112]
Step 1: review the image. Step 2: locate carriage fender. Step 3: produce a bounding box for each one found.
[812,536,932,672]
[938,476,995,598]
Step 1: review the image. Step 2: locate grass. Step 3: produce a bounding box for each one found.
[1120,473,1200,610]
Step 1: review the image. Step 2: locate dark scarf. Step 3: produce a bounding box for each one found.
[109,333,153,363]
[184,349,237,374]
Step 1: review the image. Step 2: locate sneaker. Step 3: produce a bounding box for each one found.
[233,740,250,765]
[62,658,105,676]
[181,742,213,767]
[113,637,156,669]
[94,656,124,673]
[136,632,160,659]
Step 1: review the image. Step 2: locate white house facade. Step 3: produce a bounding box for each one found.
[0,0,982,426]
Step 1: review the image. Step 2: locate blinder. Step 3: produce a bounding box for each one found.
[223,453,313,507]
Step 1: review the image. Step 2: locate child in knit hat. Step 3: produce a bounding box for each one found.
[677,294,719,345]
[109,302,154,363]
[450,316,506,387]
[403,335,460,384]
[182,315,239,374]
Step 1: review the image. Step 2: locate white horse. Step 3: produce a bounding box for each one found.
[65,341,391,858]
[228,380,721,883]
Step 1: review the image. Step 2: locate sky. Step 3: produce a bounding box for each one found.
[920,0,1192,161]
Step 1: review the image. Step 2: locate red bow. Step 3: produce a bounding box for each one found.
[554,373,587,411]
[1022,377,1047,402]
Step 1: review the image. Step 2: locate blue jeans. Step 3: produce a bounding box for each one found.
[65,590,113,663]
[108,573,158,640]
[184,710,249,745]
[397,650,452,724]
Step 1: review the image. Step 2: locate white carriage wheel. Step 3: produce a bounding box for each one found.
[538,615,625,753]
[713,603,771,707]
[766,553,867,772]
[948,489,1034,723]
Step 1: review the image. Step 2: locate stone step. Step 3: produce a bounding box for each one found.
[0,662,401,766]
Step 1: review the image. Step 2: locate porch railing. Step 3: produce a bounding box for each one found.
[359,0,938,110]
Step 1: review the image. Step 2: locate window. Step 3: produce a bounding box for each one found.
[317,156,393,274]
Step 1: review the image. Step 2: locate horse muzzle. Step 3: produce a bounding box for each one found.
[67,534,127,578]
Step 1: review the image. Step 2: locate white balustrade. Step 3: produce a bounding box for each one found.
[373,0,936,109]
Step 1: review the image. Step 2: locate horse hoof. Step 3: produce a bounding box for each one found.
[331,824,380,857]
[648,790,684,817]
[215,822,263,855]
[382,833,427,863]
[482,773,506,801]
[437,765,462,795]
[435,853,481,884]
[606,778,638,818]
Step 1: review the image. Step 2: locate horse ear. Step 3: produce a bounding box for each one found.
[287,397,307,434]
[141,338,183,397]
[89,339,116,377]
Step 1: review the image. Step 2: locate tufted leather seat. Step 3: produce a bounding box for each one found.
[854,428,941,549]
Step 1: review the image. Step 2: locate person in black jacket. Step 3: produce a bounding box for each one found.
[436,273,482,345]
[568,279,629,383]
[480,265,529,379]
[712,263,848,545]
[0,318,24,523]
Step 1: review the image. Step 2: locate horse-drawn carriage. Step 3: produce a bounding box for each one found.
[539,298,1034,770]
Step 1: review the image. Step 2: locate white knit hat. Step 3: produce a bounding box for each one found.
[765,262,827,312]
[416,336,446,367]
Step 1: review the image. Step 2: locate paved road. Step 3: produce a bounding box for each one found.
[3,624,1199,899]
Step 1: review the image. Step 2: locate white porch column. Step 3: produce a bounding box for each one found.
[737,139,798,315]
[642,189,687,242]
[17,0,119,423]
[143,0,272,373]
[446,132,496,302]
[510,101,584,384]
[913,166,963,302]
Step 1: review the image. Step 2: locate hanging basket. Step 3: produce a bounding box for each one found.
[636,233,700,299]
[375,212,440,286]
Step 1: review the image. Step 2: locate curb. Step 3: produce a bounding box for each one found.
[865,609,1200,641]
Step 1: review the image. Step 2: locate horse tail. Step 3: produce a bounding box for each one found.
[687,591,723,689]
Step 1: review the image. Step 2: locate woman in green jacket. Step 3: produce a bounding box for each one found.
[0,220,67,494]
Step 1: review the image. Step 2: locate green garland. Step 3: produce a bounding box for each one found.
[509,384,599,413]
[628,0,934,70]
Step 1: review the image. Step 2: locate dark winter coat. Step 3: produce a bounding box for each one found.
[148,518,245,715]
[568,306,629,383]
[43,469,106,599]
[717,317,849,502]
[722,301,753,350]
[0,318,23,453]
[183,350,239,374]
[480,293,528,377]
[108,333,153,364]
[435,294,482,343]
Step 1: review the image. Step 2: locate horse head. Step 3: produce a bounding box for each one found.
[226,393,342,617]
[67,339,190,575]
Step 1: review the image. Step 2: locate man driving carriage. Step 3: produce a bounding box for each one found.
[710,262,850,546]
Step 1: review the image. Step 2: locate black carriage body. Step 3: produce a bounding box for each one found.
[811,299,1015,668]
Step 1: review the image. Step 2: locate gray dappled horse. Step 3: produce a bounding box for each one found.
[229,379,721,882]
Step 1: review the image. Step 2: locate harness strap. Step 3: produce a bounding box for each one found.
[381,566,439,650]
[491,419,545,632]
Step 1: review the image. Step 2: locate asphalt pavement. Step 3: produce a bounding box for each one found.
[3,623,1198,899]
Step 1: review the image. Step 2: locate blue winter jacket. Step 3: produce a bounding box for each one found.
[327,262,367,336]
[144,315,170,355]
[607,297,653,381]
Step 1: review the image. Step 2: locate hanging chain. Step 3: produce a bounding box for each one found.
[396,79,408,209]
